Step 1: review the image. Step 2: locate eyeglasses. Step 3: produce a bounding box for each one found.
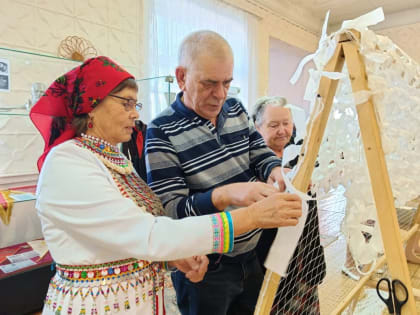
[109,94,143,112]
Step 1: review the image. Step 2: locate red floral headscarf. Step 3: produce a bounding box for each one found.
[30,56,134,171]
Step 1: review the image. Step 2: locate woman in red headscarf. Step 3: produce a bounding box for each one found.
[31,56,302,315]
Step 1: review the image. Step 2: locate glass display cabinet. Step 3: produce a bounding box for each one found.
[136,75,176,123]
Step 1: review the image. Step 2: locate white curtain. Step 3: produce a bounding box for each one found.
[142,0,259,122]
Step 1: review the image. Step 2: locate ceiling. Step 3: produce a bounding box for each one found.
[290,0,420,24]
[255,0,420,34]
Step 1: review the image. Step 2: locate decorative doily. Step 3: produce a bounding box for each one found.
[58,36,97,61]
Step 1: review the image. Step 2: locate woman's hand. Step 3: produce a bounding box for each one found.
[170,256,209,282]
[248,193,302,229]
[230,193,303,235]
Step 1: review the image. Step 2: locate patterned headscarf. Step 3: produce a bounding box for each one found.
[30,56,134,171]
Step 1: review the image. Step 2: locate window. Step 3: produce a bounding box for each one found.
[143,0,258,121]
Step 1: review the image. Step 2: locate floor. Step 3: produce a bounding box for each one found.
[164,273,181,315]
[32,189,420,315]
[317,189,420,315]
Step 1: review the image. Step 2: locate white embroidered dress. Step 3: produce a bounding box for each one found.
[37,138,232,315]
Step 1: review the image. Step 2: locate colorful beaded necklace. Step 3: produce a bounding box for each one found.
[77,133,134,175]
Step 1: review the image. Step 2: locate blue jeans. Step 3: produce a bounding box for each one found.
[171,251,263,315]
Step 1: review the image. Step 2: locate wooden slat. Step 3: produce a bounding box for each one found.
[292,45,346,190]
[254,42,346,315]
[406,204,420,263]
[333,224,419,313]
[342,39,417,314]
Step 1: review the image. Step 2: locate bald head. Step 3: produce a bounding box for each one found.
[178,30,233,69]
[175,31,234,125]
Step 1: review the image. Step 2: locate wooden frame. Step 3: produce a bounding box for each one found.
[254,30,418,315]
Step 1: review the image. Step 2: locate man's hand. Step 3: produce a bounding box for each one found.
[170,256,209,283]
[212,182,279,210]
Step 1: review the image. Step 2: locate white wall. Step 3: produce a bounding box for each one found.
[268,38,313,113]
[378,22,420,63]
[0,0,144,181]
[223,0,319,99]
[0,0,143,76]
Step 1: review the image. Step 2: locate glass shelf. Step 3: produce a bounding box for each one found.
[0,112,29,116]
[0,46,82,115]
[0,46,82,63]
[136,75,176,122]
[136,75,175,110]
[0,46,175,120]
[0,46,175,179]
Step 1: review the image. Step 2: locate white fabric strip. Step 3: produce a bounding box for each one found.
[264,167,311,276]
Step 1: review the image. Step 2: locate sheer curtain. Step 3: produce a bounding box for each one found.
[142,0,259,122]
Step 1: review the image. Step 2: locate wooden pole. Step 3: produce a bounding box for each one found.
[406,204,420,264]
[254,42,346,315]
[342,37,417,314]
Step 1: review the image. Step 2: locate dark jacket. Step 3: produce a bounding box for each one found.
[122,120,147,182]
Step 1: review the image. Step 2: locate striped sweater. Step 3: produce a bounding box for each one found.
[146,93,282,256]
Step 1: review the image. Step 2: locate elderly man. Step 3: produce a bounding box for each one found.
[253,96,326,314]
[146,31,289,315]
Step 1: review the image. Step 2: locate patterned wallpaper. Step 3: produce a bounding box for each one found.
[0,0,143,180]
[0,0,143,75]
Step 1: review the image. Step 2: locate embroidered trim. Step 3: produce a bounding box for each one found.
[56,258,151,282]
[211,214,221,252]
[73,137,164,216]
[75,135,134,175]
[109,170,164,216]
[45,263,165,315]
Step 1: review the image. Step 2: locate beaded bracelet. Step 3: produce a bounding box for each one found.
[162,261,177,272]
[211,212,234,253]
